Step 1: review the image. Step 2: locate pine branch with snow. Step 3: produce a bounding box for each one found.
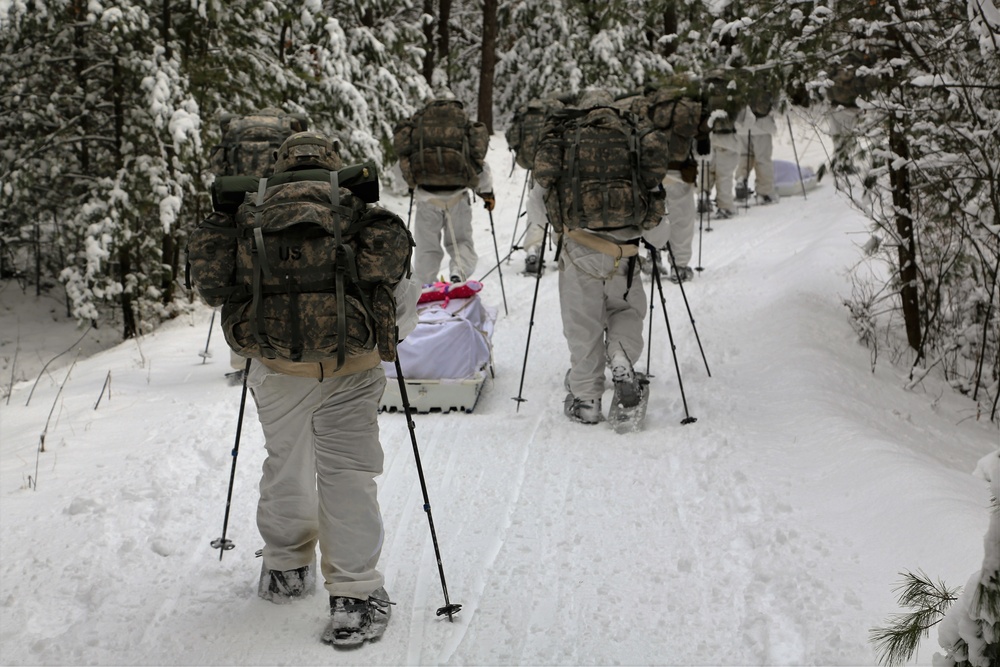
[934,451,1000,667]
[870,571,960,667]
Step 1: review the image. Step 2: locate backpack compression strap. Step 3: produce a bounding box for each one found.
[329,169,355,373]
[251,177,277,359]
[628,124,642,228]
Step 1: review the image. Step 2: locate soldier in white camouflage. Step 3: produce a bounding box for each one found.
[533,88,671,425]
[243,132,420,647]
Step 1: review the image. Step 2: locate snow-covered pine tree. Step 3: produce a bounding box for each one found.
[0,0,201,338]
[934,451,1000,667]
[725,0,1000,421]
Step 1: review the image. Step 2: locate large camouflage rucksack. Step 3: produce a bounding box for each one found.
[532,106,669,233]
[209,107,309,178]
[644,85,704,163]
[187,143,413,369]
[740,70,777,117]
[393,99,490,189]
[505,97,564,170]
[703,74,742,134]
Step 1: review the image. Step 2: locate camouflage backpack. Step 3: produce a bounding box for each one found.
[209,107,309,178]
[644,86,704,163]
[505,97,564,170]
[187,135,413,369]
[532,106,669,233]
[393,99,490,189]
[646,87,703,140]
[703,74,742,133]
[827,51,873,108]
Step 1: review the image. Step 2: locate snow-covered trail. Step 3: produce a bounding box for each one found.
[1,131,994,666]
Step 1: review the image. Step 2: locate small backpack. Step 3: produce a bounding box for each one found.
[827,52,873,108]
[748,88,774,118]
[532,107,667,233]
[210,108,309,178]
[505,98,563,170]
[187,166,413,369]
[393,99,490,189]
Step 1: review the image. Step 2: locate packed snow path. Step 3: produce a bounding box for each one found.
[1,135,993,665]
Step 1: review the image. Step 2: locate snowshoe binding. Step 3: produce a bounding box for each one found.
[321,587,393,648]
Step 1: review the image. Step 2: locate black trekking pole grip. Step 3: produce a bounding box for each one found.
[393,354,461,621]
[211,357,252,559]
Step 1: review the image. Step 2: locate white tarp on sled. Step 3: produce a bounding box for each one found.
[773,159,819,198]
[380,293,496,414]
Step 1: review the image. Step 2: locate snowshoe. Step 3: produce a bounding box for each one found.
[321,587,392,647]
[563,393,603,424]
[608,373,650,434]
[225,369,247,386]
[258,560,316,603]
[523,254,543,276]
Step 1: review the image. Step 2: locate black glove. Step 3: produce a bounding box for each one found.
[696,136,712,157]
[481,192,496,211]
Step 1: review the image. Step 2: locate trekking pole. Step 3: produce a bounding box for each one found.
[696,163,706,273]
[665,243,711,377]
[405,190,415,232]
[743,129,752,212]
[644,242,657,376]
[513,223,550,410]
[507,170,530,257]
[393,355,462,621]
[486,208,509,316]
[651,253,697,425]
[786,114,808,200]
[211,357,252,560]
[478,246,517,282]
[199,309,216,364]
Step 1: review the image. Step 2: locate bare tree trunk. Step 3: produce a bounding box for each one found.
[477,0,497,132]
[112,56,138,339]
[438,0,452,80]
[422,0,435,84]
[663,1,678,57]
[888,119,922,354]
[160,0,177,304]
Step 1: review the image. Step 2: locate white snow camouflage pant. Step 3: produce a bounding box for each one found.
[412,188,478,285]
[558,236,646,401]
[249,362,386,599]
[703,132,740,214]
[735,131,775,198]
[664,170,697,269]
[523,178,548,255]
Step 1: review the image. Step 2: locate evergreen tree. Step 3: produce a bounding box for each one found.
[726,0,1000,420]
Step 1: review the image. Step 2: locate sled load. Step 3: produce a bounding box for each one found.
[380,280,496,414]
[772,159,819,198]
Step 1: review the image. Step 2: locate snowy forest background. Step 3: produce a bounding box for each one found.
[1,0,999,422]
[1,1,999,665]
